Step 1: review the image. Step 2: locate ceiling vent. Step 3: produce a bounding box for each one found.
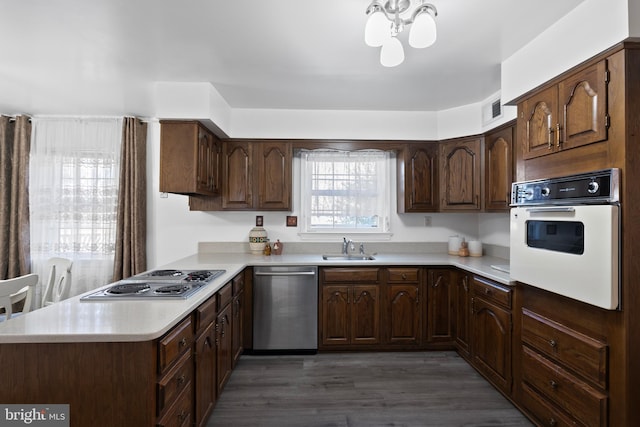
[482,97,502,126]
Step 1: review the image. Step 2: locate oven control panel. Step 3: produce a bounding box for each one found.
[511,168,619,206]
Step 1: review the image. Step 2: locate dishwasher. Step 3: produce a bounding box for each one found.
[252,266,318,353]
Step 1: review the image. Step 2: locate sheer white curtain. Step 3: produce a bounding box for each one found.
[29,117,123,303]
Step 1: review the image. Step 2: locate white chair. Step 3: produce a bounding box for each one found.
[0,274,38,321]
[41,257,73,307]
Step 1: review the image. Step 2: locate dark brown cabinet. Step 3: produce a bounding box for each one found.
[426,269,454,344]
[320,268,381,348]
[397,143,439,212]
[520,60,608,160]
[216,283,233,395]
[231,272,245,367]
[439,137,482,211]
[453,271,471,358]
[484,122,514,211]
[160,120,221,196]
[190,140,292,211]
[193,295,217,427]
[471,276,512,396]
[385,268,422,346]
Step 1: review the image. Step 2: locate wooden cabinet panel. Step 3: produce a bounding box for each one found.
[158,317,194,374]
[397,143,439,212]
[351,285,380,344]
[255,141,292,210]
[387,284,421,345]
[156,384,193,427]
[522,346,607,427]
[232,287,244,367]
[222,140,253,209]
[472,276,511,309]
[216,302,233,394]
[521,383,581,427]
[160,121,220,196]
[321,285,351,346]
[522,85,558,160]
[322,268,381,283]
[440,137,482,211]
[194,323,216,427]
[454,272,471,358]
[426,269,454,343]
[157,351,193,417]
[484,123,514,211]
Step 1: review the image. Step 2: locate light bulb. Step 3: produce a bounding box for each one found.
[365,10,390,47]
[380,36,404,67]
[409,10,436,49]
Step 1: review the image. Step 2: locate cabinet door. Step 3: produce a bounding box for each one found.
[559,60,608,151]
[207,136,222,195]
[231,288,244,367]
[521,85,559,160]
[196,128,211,194]
[484,124,514,211]
[454,272,471,357]
[321,285,350,346]
[426,269,454,343]
[194,322,216,427]
[440,138,482,211]
[216,303,233,395]
[387,284,421,345]
[222,141,252,209]
[472,297,512,395]
[255,141,292,210]
[397,144,439,212]
[351,285,380,345]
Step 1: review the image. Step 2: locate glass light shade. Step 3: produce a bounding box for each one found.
[408,10,437,48]
[365,10,389,47]
[380,36,404,67]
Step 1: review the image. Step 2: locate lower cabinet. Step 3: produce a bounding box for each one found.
[453,271,471,359]
[193,295,217,427]
[426,269,454,344]
[216,283,234,395]
[470,276,513,396]
[231,272,245,367]
[385,268,422,346]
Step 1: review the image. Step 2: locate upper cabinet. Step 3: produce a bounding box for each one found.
[520,60,609,160]
[189,140,292,211]
[484,122,515,212]
[439,137,482,211]
[397,143,439,213]
[160,120,221,196]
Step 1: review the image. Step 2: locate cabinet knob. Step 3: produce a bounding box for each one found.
[177,374,186,386]
[548,418,557,427]
[484,287,491,295]
[401,273,407,280]
[179,338,187,348]
[549,339,557,348]
[549,380,558,390]
[178,410,188,423]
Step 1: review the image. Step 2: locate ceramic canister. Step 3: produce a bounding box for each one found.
[468,240,483,257]
[249,226,268,254]
[448,236,461,255]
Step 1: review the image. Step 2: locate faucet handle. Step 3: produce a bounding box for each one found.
[359,242,365,254]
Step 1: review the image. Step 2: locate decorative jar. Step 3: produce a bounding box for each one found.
[249,226,268,254]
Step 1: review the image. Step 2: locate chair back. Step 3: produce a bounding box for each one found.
[0,274,38,321]
[42,257,73,307]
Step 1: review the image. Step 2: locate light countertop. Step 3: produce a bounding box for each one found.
[0,252,510,344]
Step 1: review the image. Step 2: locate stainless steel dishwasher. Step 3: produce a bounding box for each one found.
[253,266,318,353]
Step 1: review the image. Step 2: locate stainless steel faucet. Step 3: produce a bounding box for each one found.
[359,242,365,255]
[342,237,355,254]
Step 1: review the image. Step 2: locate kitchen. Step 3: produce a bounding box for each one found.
[1,0,640,426]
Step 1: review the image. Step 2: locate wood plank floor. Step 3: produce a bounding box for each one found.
[207,351,533,427]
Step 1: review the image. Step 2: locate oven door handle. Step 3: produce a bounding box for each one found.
[525,206,576,213]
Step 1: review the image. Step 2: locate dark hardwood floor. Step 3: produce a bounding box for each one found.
[207,351,533,426]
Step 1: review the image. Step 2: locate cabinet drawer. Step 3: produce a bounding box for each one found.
[321,268,380,283]
[521,383,581,427]
[157,351,193,416]
[217,282,233,310]
[158,317,194,374]
[386,268,420,283]
[522,308,608,388]
[194,295,217,333]
[471,277,511,309]
[232,272,244,295]
[522,346,607,427]
[156,383,193,427]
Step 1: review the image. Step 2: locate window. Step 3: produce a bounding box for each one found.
[300,150,391,234]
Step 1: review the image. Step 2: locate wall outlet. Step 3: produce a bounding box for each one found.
[424,216,432,227]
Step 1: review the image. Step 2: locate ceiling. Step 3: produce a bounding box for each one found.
[0,0,585,115]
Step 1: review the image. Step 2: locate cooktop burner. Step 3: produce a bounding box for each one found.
[80,269,226,301]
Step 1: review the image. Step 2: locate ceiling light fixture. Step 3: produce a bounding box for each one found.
[365,0,438,67]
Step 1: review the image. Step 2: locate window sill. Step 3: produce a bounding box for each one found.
[298,232,393,241]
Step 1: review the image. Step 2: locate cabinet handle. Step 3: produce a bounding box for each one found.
[462,276,468,292]
[484,287,492,295]
[547,126,554,150]
[549,339,557,348]
[556,123,561,147]
[433,276,443,288]
[548,418,557,426]
[178,410,188,423]
[401,273,407,280]
[549,380,558,390]
[415,287,420,304]
[179,338,187,348]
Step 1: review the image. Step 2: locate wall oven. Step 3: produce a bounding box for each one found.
[510,169,620,310]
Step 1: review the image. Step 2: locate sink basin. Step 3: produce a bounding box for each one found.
[322,254,376,261]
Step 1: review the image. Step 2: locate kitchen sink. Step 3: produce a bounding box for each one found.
[321,254,376,261]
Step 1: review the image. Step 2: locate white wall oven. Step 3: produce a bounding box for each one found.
[510,169,620,310]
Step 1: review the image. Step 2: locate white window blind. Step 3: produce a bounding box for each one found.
[300,150,390,233]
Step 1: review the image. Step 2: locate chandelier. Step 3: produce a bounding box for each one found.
[364,0,438,67]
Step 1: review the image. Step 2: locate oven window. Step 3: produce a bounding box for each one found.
[526,220,584,255]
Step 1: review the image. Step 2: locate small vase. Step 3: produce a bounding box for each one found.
[249,226,268,254]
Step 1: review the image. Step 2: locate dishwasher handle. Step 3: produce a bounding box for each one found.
[254,271,316,277]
